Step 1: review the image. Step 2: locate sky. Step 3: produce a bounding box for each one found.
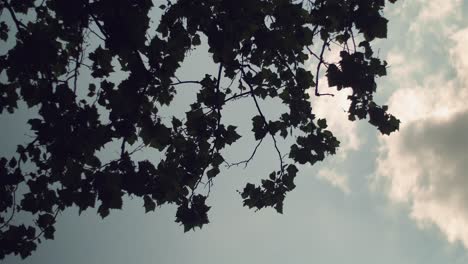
[3,0,468,263]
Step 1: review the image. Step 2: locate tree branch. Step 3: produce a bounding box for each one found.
[2,1,27,32]
[350,28,357,52]
[227,138,264,168]
[315,39,334,97]
[120,138,126,157]
[171,81,202,86]
[241,67,284,175]
[0,185,17,230]
[224,91,251,103]
[214,63,223,141]
[30,207,60,242]
[72,28,85,94]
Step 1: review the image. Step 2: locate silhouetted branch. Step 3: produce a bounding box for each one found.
[73,28,85,94]
[120,138,126,157]
[241,67,284,175]
[171,81,202,86]
[3,1,27,32]
[315,39,334,97]
[30,207,60,241]
[227,138,264,168]
[350,29,357,52]
[224,91,252,103]
[190,63,224,200]
[0,185,17,230]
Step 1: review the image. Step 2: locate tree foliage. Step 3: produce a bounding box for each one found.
[0,0,399,259]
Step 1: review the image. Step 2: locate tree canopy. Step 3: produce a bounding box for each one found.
[0,0,399,259]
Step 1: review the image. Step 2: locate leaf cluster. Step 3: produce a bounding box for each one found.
[0,0,398,259]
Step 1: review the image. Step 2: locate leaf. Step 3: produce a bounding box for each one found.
[27,118,42,131]
[175,195,211,232]
[150,123,171,150]
[252,115,267,140]
[211,153,224,167]
[127,134,137,145]
[359,41,373,58]
[225,125,241,145]
[274,201,283,214]
[0,22,8,41]
[317,119,327,129]
[207,167,220,179]
[85,155,101,168]
[372,17,388,39]
[326,64,342,88]
[98,205,110,219]
[192,34,201,46]
[89,46,114,78]
[143,195,156,213]
[37,214,55,229]
[8,157,17,168]
[43,226,55,240]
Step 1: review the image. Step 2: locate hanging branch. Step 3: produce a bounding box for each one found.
[240,67,285,175]
[315,39,334,97]
[2,1,27,32]
[227,138,264,168]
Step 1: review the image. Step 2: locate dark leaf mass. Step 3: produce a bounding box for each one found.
[0,0,399,259]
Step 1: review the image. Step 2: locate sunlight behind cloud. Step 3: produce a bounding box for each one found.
[308,74,358,193]
[375,4,468,247]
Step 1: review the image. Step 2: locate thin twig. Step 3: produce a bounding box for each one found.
[73,28,85,94]
[227,138,264,168]
[88,27,106,41]
[350,28,357,52]
[224,91,252,103]
[315,39,334,97]
[30,207,61,241]
[120,138,126,157]
[3,1,27,32]
[306,46,329,67]
[241,68,284,175]
[0,185,18,230]
[189,63,224,200]
[170,81,202,86]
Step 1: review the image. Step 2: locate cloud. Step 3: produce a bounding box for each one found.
[309,75,359,194]
[317,168,351,194]
[389,0,462,49]
[312,85,360,155]
[450,28,468,82]
[375,26,468,248]
[387,0,460,24]
[311,43,362,155]
[415,0,462,23]
[306,41,369,194]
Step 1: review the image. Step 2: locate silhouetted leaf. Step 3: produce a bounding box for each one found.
[143,195,156,213]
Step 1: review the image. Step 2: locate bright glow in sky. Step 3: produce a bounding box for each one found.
[375,0,468,249]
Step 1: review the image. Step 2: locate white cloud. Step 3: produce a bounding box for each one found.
[386,50,423,86]
[311,42,362,156]
[450,28,468,82]
[312,85,360,155]
[392,0,462,49]
[375,27,468,248]
[416,0,461,23]
[306,41,371,194]
[309,74,359,194]
[317,168,351,194]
